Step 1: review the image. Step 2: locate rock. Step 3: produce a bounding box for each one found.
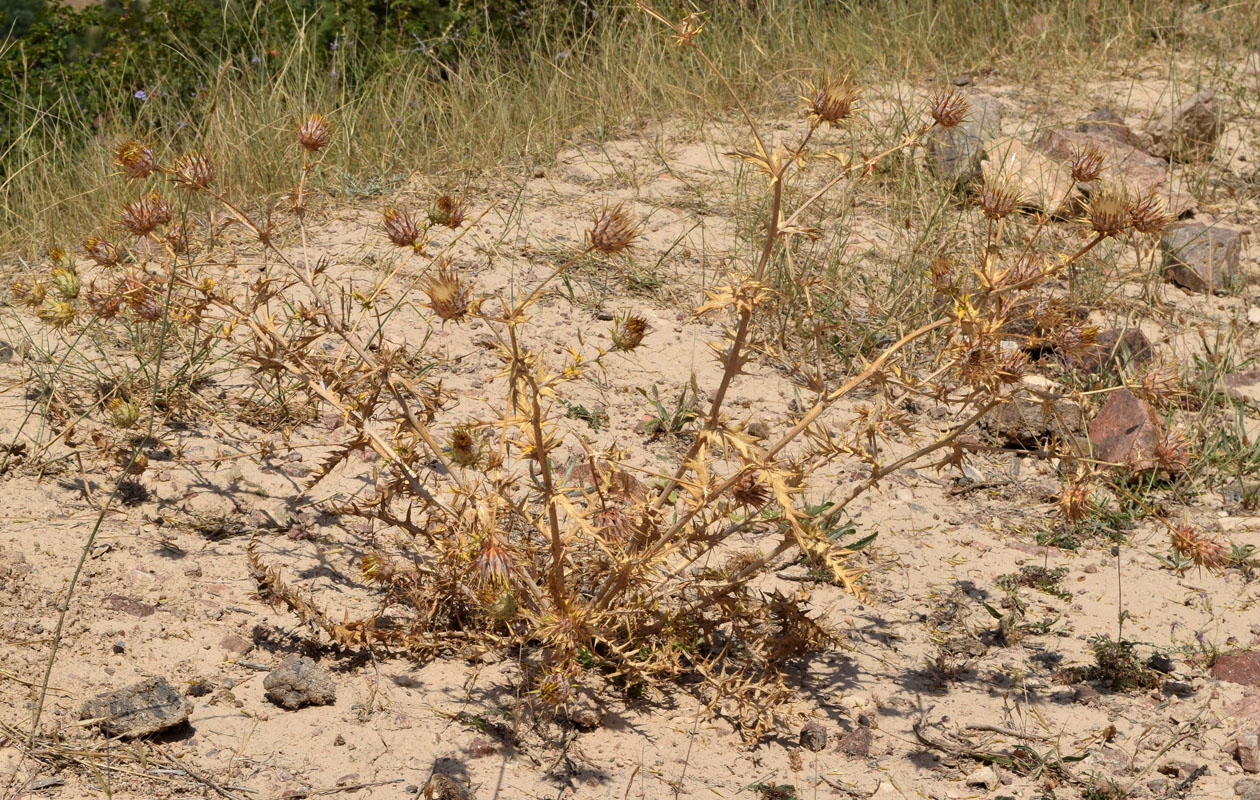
[966,766,999,790]
[564,695,605,730]
[1074,108,1143,149]
[952,73,971,86]
[1213,652,1260,687]
[982,390,1084,448]
[1144,89,1222,162]
[1147,653,1175,673]
[424,773,470,800]
[219,634,253,656]
[106,594,155,618]
[1067,328,1154,374]
[983,137,1077,215]
[1071,684,1098,706]
[80,677,192,738]
[263,655,336,710]
[837,726,872,757]
[1224,368,1260,404]
[926,93,1003,184]
[745,420,771,441]
[1234,730,1260,773]
[1088,388,1165,472]
[800,721,828,752]
[1036,127,1196,217]
[1161,222,1245,294]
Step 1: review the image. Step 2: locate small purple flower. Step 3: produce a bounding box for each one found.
[251,55,260,64]
[134,89,148,100]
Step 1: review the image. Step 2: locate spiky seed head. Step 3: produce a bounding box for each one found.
[132,294,163,322]
[382,206,423,248]
[427,195,466,229]
[115,140,157,179]
[51,268,80,300]
[803,73,860,128]
[1154,429,1189,474]
[995,349,1028,384]
[83,235,123,267]
[1058,483,1093,524]
[593,506,634,540]
[978,176,1021,220]
[1068,145,1105,183]
[589,202,639,255]
[610,313,649,351]
[473,536,514,583]
[48,246,67,265]
[1139,366,1181,405]
[421,263,474,323]
[1128,190,1170,235]
[297,113,331,152]
[86,281,122,320]
[486,587,517,622]
[165,224,191,255]
[37,299,76,328]
[732,470,770,508]
[120,192,172,237]
[107,397,141,429]
[10,277,46,308]
[928,257,955,289]
[929,90,969,129]
[537,670,571,707]
[173,152,213,190]
[360,552,396,584]
[449,426,480,466]
[1084,183,1131,237]
[1170,524,1227,571]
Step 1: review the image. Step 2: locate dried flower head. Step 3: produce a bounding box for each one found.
[107,397,141,429]
[83,235,123,267]
[48,246,67,265]
[10,277,46,308]
[1083,183,1131,237]
[803,73,860,128]
[1068,144,1105,183]
[165,224,191,255]
[473,535,514,584]
[298,113,331,152]
[51,267,81,300]
[611,312,649,351]
[1138,365,1181,405]
[929,90,969,129]
[428,195,466,229]
[360,552,396,584]
[86,281,122,320]
[1058,483,1093,524]
[732,470,770,508]
[589,203,640,255]
[1128,189,1170,235]
[37,299,76,328]
[1170,524,1228,571]
[173,152,213,190]
[537,670,572,707]
[1153,429,1189,474]
[120,192,172,237]
[115,140,157,179]
[995,348,1029,384]
[421,262,474,323]
[132,294,163,322]
[448,425,480,466]
[382,206,423,248]
[978,176,1021,220]
[118,272,151,309]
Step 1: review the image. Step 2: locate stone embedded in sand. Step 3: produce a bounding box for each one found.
[982,390,1085,448]
[1160,221,1245,294]
[1036,127,1196,217]
[1233,730,1260,773]
[925,93,1003,184]
[982,137,1077,216]
[1074,108,1143,149]
[80,677,192,738]
[1225,368,1260,404]
[1144,89,1222,162]
[263,655,336,710]
[1088,388,1163,472]
[424,773,471,800]
[799,721,828,752]
[106,594,155,618]
[1067,328,1154,375]
[1213,651,1260,688]
[837,726,873,757]
[965,765,999,790]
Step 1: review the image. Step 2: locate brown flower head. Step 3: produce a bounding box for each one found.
[421,262,474,323]
[929,90,969,129]
[1170,524,1228,571]
[1128,189,1170,235]
[473,535,514,584]
[803,73,861,128]
[589,202,640,255]
[928,256,955,290]
[297,113,331,152]
[1084,183,1131,237]
[132,293,163,322]
[448,425,480,466]
[995,348,1028,384]
[732,470,770,508]
[382,206,423,248]
[1058,483,1093,524]
[10,277,46,308]
[173,152,213,190]
[83,235,123,267]
[51,267,80,300]
[1153,429,1189,474]
[115,140,157,179]
[359,552,396,584]
[86,280,123,320]
[978,176,1021,220]
[610,312,649,352]
[118,272,151,309]
[428,195,466,229]
[165,224,191,255]
[1068,144,1105,183]
[120,192,172,237]
[1138,365,1181,405]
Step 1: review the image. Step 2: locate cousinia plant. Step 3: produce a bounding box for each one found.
[6,4,1177,739]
